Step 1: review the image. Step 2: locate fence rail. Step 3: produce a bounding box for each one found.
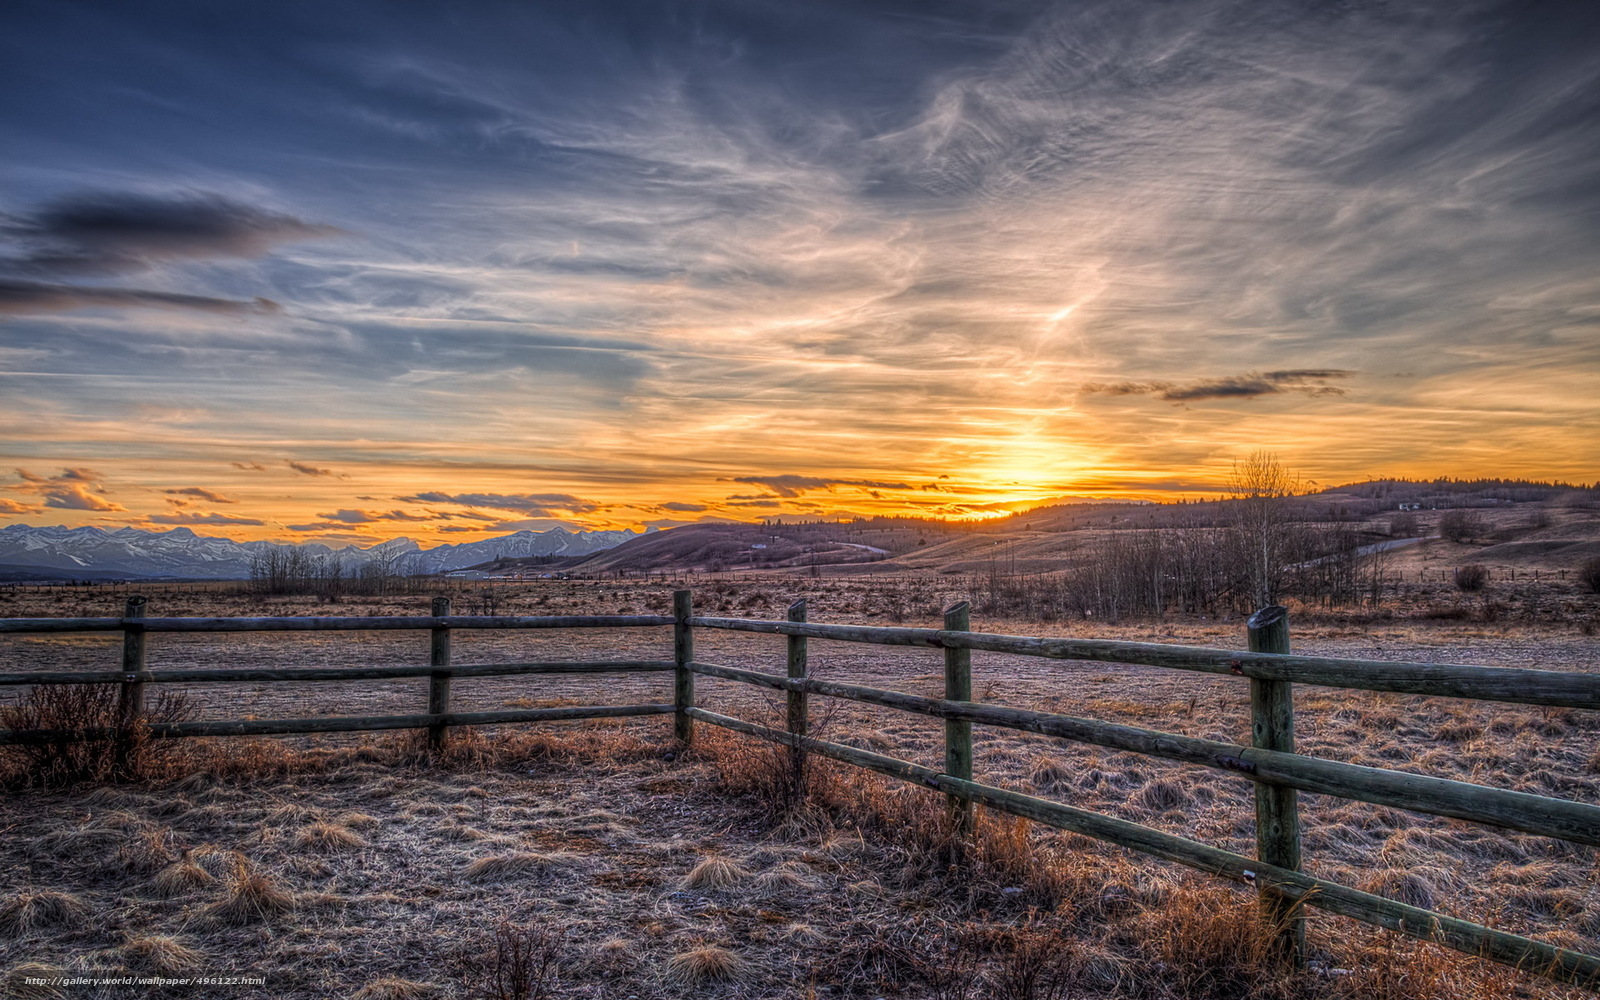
[0,591,1595,986]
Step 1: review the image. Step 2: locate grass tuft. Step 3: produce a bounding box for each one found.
[351,976,438,999]
[202,858,296,925]
[664,945,745,984]
[681,855,750,891]
[118,934,203,973]
[462,851,562,881]
[293,820,368,853]
[0,890,88,935]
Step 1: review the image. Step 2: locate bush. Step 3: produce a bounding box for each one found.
[1580,557,1600,594]
[1453,564,1489,592]
[1438,509,1486,543]
[0,683,190,787]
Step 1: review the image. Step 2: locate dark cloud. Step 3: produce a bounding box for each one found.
[1083,371,1353,403]
[2,191,340,276]
[396,492,600,515]
[147,512,265,526]
[286,460,341,477]
[658,501,708,512]
[231,462,268,472]
[0,279,281,316]
[164,487,237,503]
[314,508,443,523]
[730,475,914,498]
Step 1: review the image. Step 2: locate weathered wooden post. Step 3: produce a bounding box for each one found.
[943,601,974,837]
[674,589,694,746]
[786,598,808,794]
[116,595,148,777]
[428,596,452,752]
[1248,604,1304,964]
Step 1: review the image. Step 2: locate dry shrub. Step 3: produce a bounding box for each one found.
[293,820,368,853]
[987,918,1091,1000]
[461,920,566,1000]
[1136,879,1297,1000]
[664,945,745,984]
[681,855,750,891]
[118,934,202,974]
[1454,564,1490,592]
[0,889,88,934]
[0,684,191,787]
[1578,557,1600,594]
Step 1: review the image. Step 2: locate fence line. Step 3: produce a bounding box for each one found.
[0,592,1595,985]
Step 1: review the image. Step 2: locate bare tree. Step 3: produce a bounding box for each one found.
[1228,450,1299,609]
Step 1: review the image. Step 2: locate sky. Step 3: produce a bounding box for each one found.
[2,0,1597,545]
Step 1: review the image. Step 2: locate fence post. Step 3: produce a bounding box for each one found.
[428,596,452,752]
[943,601,974,838]
[786,598,808,794]
[116,595,147,778]
[1248,604,1304,964]
[674,589,694,746]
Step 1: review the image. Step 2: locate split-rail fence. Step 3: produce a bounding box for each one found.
[1,592,1597,987]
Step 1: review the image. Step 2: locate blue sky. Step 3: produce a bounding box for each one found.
[2,0,1597,541]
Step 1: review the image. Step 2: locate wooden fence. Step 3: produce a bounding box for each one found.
[1,592,1597,986]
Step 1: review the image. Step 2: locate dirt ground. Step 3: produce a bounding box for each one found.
[1,580,1597,999]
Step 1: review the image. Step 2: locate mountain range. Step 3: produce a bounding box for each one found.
[0,524,650,581]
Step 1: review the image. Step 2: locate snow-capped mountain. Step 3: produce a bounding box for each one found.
[0,523,649,580]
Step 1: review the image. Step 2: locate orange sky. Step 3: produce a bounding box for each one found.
[3,2,1598,547]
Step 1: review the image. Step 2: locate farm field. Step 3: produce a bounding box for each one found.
[1,580,1598,999]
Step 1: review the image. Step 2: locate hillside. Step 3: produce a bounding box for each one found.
[567,482,1600,580]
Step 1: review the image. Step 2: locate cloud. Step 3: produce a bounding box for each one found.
[2,191,340,276]
[658,501,708,512]
[164,487,237,503]
[231,462,269,471]
[314,508,442,523]
[147,512,265,526]
[316,509,374,523]
[396,492,601,515]
[0,498,43,514]
[730,475,914,498]
[1082,371,1354,403]
[10,467,125,511]
[0,279,281,316]
[286,460,342,477]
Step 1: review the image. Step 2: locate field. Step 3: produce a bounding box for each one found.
[1,577,1598,999]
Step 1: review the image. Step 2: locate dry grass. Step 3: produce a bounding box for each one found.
[663,945,746,984]
[2,580,1598,998]
[0,890,87,935]
[293,819,368,852]
[117,934,203,973]
[680,855,750,891]
[202,858,297,926]
[461,851,565,881]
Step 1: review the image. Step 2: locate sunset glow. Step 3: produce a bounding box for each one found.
[3,2,1597,546]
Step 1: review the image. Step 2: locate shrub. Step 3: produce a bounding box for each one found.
[1438,509,1486,543]
[0,684,190,787]
[1579,557,1600,594]
[1453,564,1489,592]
